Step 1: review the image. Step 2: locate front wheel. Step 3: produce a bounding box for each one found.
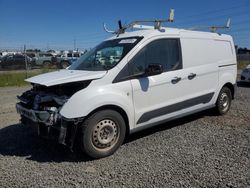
[80,110,126,159]
[215,87,232,115]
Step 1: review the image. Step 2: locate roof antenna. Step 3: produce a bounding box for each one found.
[103,23,115,33]
[118,20,123,29]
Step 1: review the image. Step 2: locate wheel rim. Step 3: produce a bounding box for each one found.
[61,62,68,69]
[92,119,119,150]
[220,92,229,112]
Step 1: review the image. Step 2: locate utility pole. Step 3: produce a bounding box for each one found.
[74,38,76,51]
[24,44,28,78]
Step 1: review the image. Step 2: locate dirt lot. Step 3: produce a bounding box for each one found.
[0,84,250,187]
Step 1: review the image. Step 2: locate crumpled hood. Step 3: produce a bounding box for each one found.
[25,70,107,86]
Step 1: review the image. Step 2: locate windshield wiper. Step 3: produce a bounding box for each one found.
[103,65,114,70]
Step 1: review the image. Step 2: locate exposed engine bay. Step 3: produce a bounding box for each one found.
[17,81,90,124]
[16,80,91,148]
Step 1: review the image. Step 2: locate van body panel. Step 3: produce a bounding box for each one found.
[60,79,135,129]
[17,27,237,145]
[60,29,236,131]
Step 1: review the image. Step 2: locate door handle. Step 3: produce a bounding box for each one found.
[171,77,181,84]
[188,73,196,80]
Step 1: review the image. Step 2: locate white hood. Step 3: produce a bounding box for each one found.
[26,70,107,86]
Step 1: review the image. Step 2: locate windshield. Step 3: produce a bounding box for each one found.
[69,37,143,71]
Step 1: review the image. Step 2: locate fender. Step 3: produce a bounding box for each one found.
[60,84,135,129]
[214,65,237,101]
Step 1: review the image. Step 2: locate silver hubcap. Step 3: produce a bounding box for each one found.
[92,119,118,149]
[221,93,229,111]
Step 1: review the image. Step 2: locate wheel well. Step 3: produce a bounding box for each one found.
[85,105,130,137]
[223,82,235,99]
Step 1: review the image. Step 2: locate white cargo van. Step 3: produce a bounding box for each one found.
[16,23,237,158]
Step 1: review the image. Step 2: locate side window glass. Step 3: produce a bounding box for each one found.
[129,47,147,75]
[7,56,13,61]
[146,40,167,69]
[165,39,181,71]
[128,39,182,76]
[146,39,181,72]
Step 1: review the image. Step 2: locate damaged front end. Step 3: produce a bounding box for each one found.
[16,81,90,149]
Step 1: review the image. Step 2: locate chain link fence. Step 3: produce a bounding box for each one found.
[0,52,63,87]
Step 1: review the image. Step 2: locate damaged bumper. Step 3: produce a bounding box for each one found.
[15,81,90,149]
[16,103,56,125]
[16,103,82,149]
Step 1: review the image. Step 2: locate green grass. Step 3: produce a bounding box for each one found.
[0,69,55,87]
[0,61,249,87]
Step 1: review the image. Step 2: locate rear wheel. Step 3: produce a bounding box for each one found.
[215,87,232,115]
[80,110,126,159]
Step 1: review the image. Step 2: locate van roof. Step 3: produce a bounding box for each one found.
[107,27,232,41]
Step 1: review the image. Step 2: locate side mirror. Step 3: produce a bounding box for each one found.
[145,64,163,76]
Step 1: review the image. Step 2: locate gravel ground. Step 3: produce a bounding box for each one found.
[0,84,250,188]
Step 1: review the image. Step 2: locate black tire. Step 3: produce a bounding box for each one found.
[215,87,232,115]
[80,110,126,159]
[43,61,51,68]
[61,61,69,69]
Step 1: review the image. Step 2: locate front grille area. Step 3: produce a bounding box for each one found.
[16,103,37,122]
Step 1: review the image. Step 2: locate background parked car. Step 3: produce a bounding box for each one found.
[26,52,36,58]
[0,54,34,70]
[56,52,83,69]
[241,64,250,83]
[32,52,56,68]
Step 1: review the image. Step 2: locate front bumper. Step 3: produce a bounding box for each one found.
[16,103,53,124]
[16,103,80,149]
